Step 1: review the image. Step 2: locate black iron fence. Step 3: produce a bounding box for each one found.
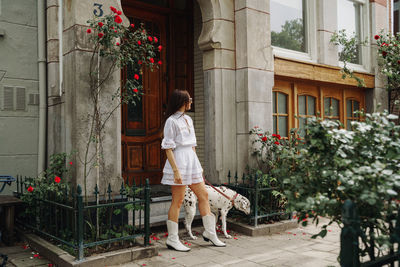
[340,199,400,267]
[225,171,291,226]
[15,176,151,261]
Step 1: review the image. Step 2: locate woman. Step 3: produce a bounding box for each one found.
[161,89,226,252]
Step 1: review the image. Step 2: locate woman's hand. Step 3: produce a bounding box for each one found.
[174,169,183,184]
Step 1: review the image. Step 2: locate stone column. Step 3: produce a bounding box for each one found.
[197,0,236,183]
[56,0,124,194]
[369,0,389,112]
[316,0,339,66]
[235,0,273,176]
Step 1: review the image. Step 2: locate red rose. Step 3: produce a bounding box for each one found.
[110,6,117,13]
[111,26,114,29]
[374,35,380,40]
[33,254,39,258]
[138,40,141,45]
[69,161,73,165]
[157,60,162,65]
[54,176,61,183]
[149,58,154,63]
[381,42,388,47]
[130,24,135,28]
[116,42,120,46]
[133,88,138,93]
[148,36,153,42]
[134,74,139,80]
[98,32,104,38]
[277,134,281,139]
[117,10,122,15]
[27,186,34,192]
[262,136,267,142]
[382,51,387,57]
[114,15,123,24]
[274,141,280,145]
[154,36,158,43]
[158,45,162,52]
[398,60,400,64]
[98,22,104,27]
[138,60,143,65]
[86,28,92,34]
[114,30,117,33]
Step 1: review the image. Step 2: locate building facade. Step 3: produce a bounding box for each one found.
[0,0,393,195]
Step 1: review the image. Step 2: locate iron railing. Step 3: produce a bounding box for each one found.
[340,199,400,267]
[225,171,291,227]
[15,175,151,261]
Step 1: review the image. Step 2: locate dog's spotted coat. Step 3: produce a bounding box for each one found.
[183,185,251,239]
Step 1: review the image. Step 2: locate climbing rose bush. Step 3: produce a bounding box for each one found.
[375,32,400,91]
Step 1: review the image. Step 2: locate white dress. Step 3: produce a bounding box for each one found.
[161,111,204,185]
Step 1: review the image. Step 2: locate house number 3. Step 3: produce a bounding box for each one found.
[93,3,104,17]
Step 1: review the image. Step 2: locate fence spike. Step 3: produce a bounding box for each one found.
[94,184,99,195]
[120,181,125,196]
[235,171,238,185]
[107,183,112,201]
[77,185,82,196]
[227,170,231,185]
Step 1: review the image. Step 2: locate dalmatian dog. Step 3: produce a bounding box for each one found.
[183,185,251,239]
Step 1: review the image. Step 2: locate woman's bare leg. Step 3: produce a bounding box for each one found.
[168,185,187,222]
[188,181,210,217]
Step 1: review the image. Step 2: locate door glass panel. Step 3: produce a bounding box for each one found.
[174,0,187,10]
[273,92,277,113]
[354,100,360,112]
[127,63,143,122]
[347,119,352,129]
[278,92,287,114]
[135,0,167,7]
[307,96,315,115]
[279,116,288,137]
[299,95,306,115]
[273,116,277,134]
[332,99,339,116]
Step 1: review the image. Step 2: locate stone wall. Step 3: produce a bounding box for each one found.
[0,0,39,194]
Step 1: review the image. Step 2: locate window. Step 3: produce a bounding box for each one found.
[271,0,307,53]
[346,99,361,129]
[324,97,340,120]
[273,91,289,137]
[337,0,363,64]
[298,95,316,136]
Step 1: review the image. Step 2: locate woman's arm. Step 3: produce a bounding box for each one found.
[165,148,182,184]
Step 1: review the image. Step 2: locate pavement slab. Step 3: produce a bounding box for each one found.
[110,217,342,267]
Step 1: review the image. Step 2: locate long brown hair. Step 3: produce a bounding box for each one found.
[164,89,190,121]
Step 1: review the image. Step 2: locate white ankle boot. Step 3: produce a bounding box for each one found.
[202,214,226,247]
[166,220,191,252]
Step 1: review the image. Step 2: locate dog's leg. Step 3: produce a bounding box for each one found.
[184,190,198,240]
[220,210,232,239]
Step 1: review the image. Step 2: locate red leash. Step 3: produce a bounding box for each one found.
[203,175,238,206]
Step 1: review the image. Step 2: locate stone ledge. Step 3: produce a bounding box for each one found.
[16,228,158,267]
[227,218,298,236]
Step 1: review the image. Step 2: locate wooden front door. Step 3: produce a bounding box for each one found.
[121,10,167,186]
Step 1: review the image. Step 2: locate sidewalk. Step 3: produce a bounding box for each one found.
[111,218,340,267]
